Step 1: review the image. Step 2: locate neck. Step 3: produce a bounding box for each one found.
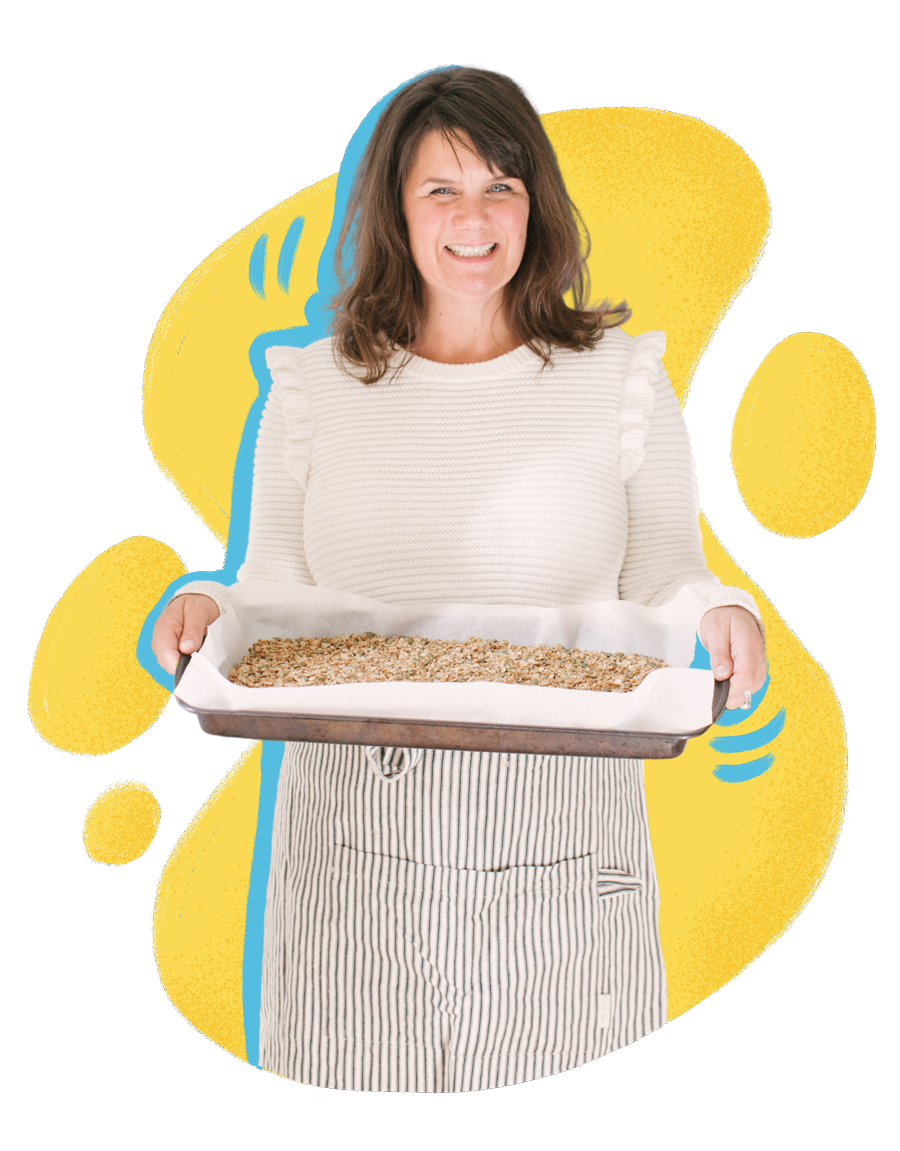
[411,294,521,365]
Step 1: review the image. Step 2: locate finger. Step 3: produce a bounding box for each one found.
[178,597,216,655]
[724,632,768,708]
[152,601,186,676]
[705,628,734,682]
[150,643,180,676]
[704,621,741,681]
[725,676,753,709]
[726,661,768,706]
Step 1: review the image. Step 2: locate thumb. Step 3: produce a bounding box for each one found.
[710,649,733,681]
[178,600,211,654]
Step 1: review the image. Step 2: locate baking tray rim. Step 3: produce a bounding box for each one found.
[173,653,730,754]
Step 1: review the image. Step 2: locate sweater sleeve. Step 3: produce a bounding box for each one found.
[171,348,315,608]
[617,334,763,629]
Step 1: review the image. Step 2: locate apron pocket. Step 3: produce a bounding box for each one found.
[329,847,639,1070]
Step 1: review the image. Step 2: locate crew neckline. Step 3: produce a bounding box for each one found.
[384,341,546,382]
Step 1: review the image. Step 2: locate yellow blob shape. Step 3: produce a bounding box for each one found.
[84,781,161,864]
[154,744,261,1062]
[144,176,337,543]
[645,516,846,1020]
[543,108,770,401]
[732,333,875,536]
[29,536,186,755]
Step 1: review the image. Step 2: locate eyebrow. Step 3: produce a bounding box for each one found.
[417,173,515,185]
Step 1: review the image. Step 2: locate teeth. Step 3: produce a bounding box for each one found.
[446,243,496,257]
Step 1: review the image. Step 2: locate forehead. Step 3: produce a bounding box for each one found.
[406,129,499,180]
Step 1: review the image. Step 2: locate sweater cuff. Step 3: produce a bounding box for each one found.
[169,581,231,614]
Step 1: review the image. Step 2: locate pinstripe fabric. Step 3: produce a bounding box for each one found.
[260,743,665,1092]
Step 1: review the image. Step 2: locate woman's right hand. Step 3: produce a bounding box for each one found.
[152,594,220,675]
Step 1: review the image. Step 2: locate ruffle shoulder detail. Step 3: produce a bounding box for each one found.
[265,345,317,492]
[619,330,666,482]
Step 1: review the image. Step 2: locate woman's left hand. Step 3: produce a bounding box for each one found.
[698,605,767,710]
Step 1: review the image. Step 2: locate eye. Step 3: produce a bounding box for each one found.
[487,183,513,193]
[429,187,455,196]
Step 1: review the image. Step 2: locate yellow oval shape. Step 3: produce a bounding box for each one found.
[29,536,186,755]
[732,333,875,537]
[84,781,161,864]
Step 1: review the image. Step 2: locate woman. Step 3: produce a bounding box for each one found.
[153,67,767,1092]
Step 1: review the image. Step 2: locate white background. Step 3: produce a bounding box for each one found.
[4,2,895,1147]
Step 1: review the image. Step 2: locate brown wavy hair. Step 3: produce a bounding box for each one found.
[331,67,629,383]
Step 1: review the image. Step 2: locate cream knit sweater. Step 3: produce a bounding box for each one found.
[178,326,760,625]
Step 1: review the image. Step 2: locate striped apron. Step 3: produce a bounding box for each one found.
[259,742,666,1092]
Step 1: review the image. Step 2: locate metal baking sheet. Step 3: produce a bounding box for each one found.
[174,653,730,759]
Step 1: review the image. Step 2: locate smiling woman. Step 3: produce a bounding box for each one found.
[152,66,767,1093]
[331,67,629,380]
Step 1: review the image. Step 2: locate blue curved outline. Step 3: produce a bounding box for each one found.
[276,217,305,295]
[709,707,785,753]
[713,754,775,783]
[241,741,283,1068]
[136,65,457,1070]
[248,234,267,299]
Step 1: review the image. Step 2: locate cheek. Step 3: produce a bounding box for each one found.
[508,207,530,252]
[509,215,530,262]
[407,210,440,260]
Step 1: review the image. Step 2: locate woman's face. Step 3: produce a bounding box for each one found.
[402,130,530,313]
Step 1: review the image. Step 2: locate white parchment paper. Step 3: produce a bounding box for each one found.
[174,579,718,734]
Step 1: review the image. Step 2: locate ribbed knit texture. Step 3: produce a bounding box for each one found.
[181,326,759,621]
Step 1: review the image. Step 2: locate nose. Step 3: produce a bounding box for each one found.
[452,194,491,233]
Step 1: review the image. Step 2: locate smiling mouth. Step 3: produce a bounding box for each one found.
[445,243,497,257]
